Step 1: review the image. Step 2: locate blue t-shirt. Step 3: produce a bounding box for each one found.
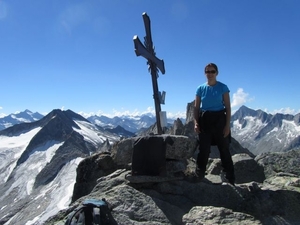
[196,81,229,111]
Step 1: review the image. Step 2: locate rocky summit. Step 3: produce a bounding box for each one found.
[44,135,300,225]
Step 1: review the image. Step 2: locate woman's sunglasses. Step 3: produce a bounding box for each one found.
[205,70,216,74]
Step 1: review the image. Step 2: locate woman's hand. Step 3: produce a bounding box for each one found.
[223,124,230,137]
[194,123,201,133]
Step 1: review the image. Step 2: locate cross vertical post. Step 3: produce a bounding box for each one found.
[133,12,165,134]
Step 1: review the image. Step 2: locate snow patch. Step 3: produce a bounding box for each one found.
[31,157,84,224]
[2,140,64,198]
[232,116,267,137]
[73,120,105,146]
[0,127,42,183]
[73,119,119,146]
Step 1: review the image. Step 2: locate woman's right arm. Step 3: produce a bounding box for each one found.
[194,95,201,133]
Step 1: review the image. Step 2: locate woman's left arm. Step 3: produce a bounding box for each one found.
[223,92,231,137]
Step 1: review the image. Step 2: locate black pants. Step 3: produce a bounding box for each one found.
[197,110,235,179]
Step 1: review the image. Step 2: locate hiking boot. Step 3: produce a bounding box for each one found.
[227,178,235,186]
[225,173,235,186]
[220,170,235,185]
[195,169,205,180]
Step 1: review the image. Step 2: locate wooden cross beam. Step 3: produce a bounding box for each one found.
[133,12,165,134]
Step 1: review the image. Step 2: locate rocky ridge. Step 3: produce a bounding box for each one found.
[44,135,300,225]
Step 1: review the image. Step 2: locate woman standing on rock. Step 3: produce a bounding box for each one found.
[193,62,235,185]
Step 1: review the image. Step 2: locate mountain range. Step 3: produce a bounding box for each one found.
[1,106,300,155]
[0,109,120,224]
[231,105,300,155]
[0,110,182,134]
[0,109,43,130]
[0,105,299,224]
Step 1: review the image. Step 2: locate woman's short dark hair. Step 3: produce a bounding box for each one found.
[204,63,218,73]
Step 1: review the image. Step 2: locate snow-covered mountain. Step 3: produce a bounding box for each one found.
[231,105,300,155]
[2,107,299,156]
[0,109,43,130]
[0,110,184,134]
[0,109,120,224]
[86,113,181,133]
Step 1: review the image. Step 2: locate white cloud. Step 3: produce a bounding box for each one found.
[78,108,153,118]
[78,107,186,119]
[166,111,186,120]
[231,88,253,108]
[0,106,6,118]
[264,107,300,115]
[102,107,155,118]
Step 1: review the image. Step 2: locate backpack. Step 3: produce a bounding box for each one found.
[65,198,112,225]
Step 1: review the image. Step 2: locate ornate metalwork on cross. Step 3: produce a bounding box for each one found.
[133,12,166,135]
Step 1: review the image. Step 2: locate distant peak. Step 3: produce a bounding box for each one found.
[240,105,249,110]
[236,105,255,113]
[44,109,89,124]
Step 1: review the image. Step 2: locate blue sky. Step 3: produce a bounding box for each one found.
[0,0,299,118]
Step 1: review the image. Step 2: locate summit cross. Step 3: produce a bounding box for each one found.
[133,12,166,134]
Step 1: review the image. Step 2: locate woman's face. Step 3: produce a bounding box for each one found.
[205,66,218,81]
